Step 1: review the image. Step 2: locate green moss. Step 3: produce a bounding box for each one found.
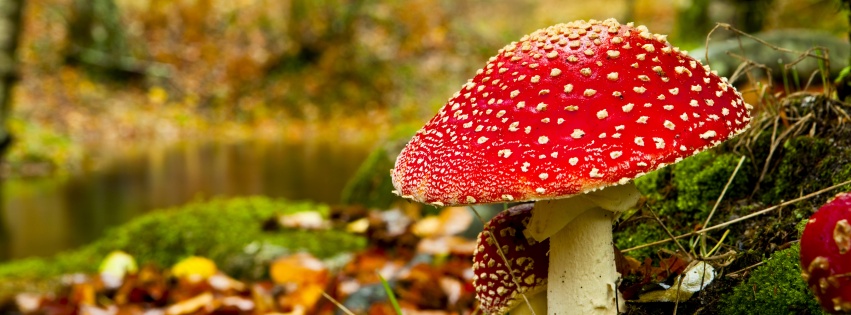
[670,151,754,219]
[719,245,825,315]
[620,151,753,259]
[614,222,669,259]
[0,197,366,281]
[760,137,833,205]
[634,164,672,201]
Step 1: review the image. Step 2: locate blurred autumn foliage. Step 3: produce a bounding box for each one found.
[10,0,510,175]
[23,0,488,119]
[9,0,849,176]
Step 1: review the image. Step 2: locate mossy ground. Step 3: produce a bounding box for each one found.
[0,197,366,297]
[615,90,851,313]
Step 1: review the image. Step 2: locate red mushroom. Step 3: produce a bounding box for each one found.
[801,192,851,313]
[392,19,751,314]
[474,203,548,315]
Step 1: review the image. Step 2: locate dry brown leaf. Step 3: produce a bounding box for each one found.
[165,292,214,315]
[270,253,328,286]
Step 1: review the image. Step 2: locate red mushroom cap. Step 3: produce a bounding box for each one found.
[473,203,548,314]
[801,192,851,313]
[391,19,751,206]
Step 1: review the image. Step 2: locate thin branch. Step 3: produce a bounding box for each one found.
[623,179,851,253]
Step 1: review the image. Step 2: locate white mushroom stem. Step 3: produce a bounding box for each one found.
[509,291,547,315]
[527,182,640,315]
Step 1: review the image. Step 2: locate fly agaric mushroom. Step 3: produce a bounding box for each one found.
[800,192,851,313]
[391,18,751,314]
[474,203,548,315]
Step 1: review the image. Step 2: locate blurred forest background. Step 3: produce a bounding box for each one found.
[0,0,848,265]
[0,0,849,313]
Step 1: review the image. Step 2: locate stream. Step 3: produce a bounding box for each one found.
[0,140,370,261]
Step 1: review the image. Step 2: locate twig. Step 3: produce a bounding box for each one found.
[623,179,851,253]
[646,205,690,257]
[725,261,766,278]
[700,156,745,257]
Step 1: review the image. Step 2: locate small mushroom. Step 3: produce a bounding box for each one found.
[800,192,851,313]
[391,18,751,315]
[473,203,548,315]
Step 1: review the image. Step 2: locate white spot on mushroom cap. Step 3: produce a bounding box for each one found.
[607,72,619,81]
[539,136,549,144]
[569,157,579,165]
[699,130,717,139]
[589,168,603,178]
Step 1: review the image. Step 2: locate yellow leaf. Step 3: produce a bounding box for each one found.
[171,256,217,282]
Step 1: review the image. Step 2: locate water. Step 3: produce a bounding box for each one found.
[0,140,370,261]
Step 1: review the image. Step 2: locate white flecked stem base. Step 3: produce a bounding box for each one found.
[547,208,622,315]
[510,291,547,315]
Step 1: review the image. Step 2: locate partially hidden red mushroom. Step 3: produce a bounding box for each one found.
[474,203,548,315]
[392,18,751,314]
[801,192,851,313]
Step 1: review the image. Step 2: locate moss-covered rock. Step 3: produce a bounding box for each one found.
[719,244,825,315]
[340,123,420,209]
[0,197,366,281]
[671,151,755,219]
[340,144,400,209]
[617,151,754,257]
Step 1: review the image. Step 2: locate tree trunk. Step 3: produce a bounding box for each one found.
[0,0,25,261]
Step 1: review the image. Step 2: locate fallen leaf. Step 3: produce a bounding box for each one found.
[165,292,213,315]
[270,253,328,286]
[171,256,217,283]
[99,251,138,289]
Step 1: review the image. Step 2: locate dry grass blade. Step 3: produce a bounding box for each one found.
[751,113,813,196]
[622,179,851,253]
[322,291,357,315]
[646,205,690,258]
[725,261,766,278]
[700,155,745,257]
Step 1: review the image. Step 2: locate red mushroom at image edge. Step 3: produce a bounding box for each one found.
[473,203,548,315]
[801,192,851,313]
[391,18,751,314]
